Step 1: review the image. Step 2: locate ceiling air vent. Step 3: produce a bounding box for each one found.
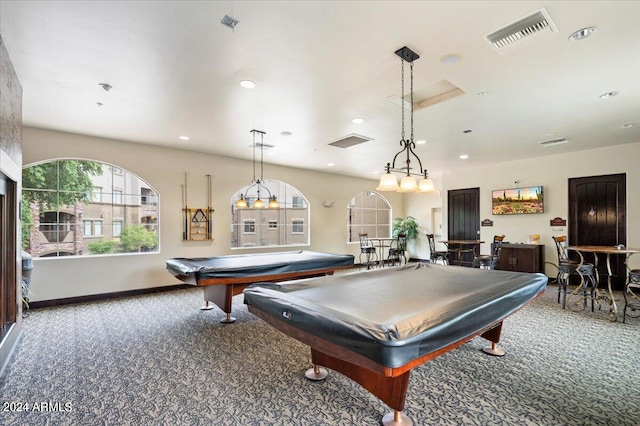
[538,137,569,147]
[329,134,373,148]
[484,8,558,54]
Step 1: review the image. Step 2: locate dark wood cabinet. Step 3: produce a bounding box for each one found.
[499,244,544,273]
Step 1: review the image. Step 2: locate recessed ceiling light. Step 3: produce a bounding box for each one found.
[459,154,469,160]
[179,136,190,140]
[599,91,618,99]
[569,27,597,41]
[327,163,334,167]
[477,91,488,96]
[240,80,256,89]
[620,123,636,129]
[280,131,292,136]
[352,118,364,124]
[439,53,462,65]
[416,140,426,145]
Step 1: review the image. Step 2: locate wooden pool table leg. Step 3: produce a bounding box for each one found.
[203,284,237,323]
[310,348,413,425]
[480,322,506,356]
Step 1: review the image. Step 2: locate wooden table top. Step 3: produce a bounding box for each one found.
[567,245,640,255]
[440,240,485,245]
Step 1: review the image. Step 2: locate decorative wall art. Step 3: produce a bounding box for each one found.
[492,186,544,215]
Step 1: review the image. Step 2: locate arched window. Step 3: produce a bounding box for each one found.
[347,191,391,243]
[230,180,309,248]
[22,159,159,257]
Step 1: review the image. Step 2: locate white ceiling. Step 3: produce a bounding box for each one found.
[1,1,639,181]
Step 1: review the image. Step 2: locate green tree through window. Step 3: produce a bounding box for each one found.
[22,159,159,257]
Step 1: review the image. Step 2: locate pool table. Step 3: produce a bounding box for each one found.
[166,250,354,322]
[243,263,546,425]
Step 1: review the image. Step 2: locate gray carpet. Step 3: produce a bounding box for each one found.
[1,281,638,426]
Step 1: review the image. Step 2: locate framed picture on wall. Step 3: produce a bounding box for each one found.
[492,186,544,215]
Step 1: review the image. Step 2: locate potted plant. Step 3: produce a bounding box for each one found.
[392,216,419,260]
[392,216,419,240]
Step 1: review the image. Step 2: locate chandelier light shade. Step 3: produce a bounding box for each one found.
[398,175,419,193]
[376,46,435,194]
[418,176,436,192]
[376,169,400,191]
[268,195,279,209]
[236,194,248,208]
[235,130,280,209]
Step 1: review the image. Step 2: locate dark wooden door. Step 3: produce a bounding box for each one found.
[569,173,626,288]
[448,188,480,266]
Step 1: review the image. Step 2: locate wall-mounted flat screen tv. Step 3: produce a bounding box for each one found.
[492,186,544,215]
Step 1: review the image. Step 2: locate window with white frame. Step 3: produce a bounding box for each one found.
[92,187,102,202]
[292,196,304,208]
[83,220,92,236]
[292,219,304,234]
[231,180,309,248]
[22,159,159,257]
[83,220,103,237]
[347,191,391,243]
[243,220,256,234]
[113,190,123,204]
[112,220,123,237]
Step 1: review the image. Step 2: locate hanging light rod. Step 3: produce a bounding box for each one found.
[236,130,279,209]
[377,46,435,193]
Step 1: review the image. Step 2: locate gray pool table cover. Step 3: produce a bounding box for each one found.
[166,250,354,283]
[243,263,547,368]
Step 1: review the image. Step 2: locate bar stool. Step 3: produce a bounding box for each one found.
[473,235,505,269]
[387,234,407,266]
[623,269,640,323]
[427,234,448,265]
[552,236,597,311]
[358,233,378,270]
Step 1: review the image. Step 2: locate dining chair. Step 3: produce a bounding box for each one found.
[358,233,378,270]
[552,236,597,310]
[387,233,407,266]
[623,268,640,323]
[473,235,505,269]
[427,234,448,265]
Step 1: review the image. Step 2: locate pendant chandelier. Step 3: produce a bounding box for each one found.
[377,46,435,193]
[236,130,279,209]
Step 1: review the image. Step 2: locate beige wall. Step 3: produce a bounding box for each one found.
[22,127,404,301]
[406,142,640,275]
[22,126,640,300]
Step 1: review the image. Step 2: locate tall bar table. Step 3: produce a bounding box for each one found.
[567,245,640,321]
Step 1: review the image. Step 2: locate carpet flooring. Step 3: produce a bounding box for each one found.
[1,278,638,425]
